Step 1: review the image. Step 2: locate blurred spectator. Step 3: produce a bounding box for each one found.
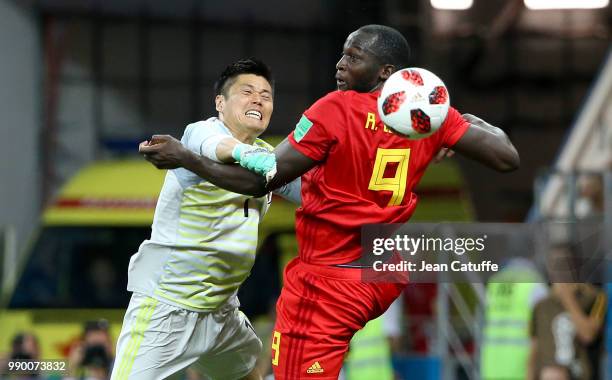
[403,284,437,354]
[87,257,121,307]
[481,258,547,380]
[528,245,607,380]
[10,333,40,361]
[383,296,404,356]
[575,174,604,220]
[65,320,114,380]
[73,247,125,308]
[0,332,41,379]
[252,301,278,380]
[343,296,402,380]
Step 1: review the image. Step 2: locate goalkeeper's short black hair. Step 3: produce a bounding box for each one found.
[214,58,274,97]
[358,24,411,70]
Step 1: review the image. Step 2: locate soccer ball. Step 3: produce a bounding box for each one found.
[377,67,450,139]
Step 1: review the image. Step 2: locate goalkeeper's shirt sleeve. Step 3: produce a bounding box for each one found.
[273,177,301,205]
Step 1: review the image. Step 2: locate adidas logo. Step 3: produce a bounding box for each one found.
[306,361,324,374]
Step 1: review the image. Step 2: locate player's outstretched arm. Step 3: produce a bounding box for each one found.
[452,114,520,172]
[140,135,267,196]
[140,135,316,197]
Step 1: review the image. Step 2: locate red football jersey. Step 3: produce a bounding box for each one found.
[288,89,469,265]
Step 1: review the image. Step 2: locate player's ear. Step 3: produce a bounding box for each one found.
[215,94,225,113]
[215,95,224,112]
[380,64,395,81]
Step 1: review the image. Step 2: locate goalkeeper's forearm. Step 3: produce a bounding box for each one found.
[214,137,241,163]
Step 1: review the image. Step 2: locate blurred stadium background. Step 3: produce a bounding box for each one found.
[0,0,610,379]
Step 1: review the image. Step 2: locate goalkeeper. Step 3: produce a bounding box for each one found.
[111,58,299,380]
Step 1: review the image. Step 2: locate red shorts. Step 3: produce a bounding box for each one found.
[271,258,405,380]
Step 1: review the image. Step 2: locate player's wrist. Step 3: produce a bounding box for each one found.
[182,148,204,172]
[231,143,251,162]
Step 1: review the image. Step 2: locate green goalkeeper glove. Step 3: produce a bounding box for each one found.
[232,144,278,181]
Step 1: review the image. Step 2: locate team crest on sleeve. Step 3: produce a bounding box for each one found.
[294,115,313,142]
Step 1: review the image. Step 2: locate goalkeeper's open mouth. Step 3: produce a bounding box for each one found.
[245,110,263,120]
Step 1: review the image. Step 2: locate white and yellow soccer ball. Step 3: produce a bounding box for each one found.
[377,67,450,139]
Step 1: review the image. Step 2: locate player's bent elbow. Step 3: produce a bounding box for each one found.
[491,143,520,172]
[496,151,520,172]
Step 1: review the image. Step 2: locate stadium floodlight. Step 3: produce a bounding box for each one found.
[524,0,609,9]
[430,0,473,10]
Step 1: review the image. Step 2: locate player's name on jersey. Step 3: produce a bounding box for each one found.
[372,259,499,273]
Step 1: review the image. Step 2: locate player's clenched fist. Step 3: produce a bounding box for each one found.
[139,134,188,169]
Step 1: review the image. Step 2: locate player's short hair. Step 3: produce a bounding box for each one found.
[358,25,411,69]
[214,58,274,97]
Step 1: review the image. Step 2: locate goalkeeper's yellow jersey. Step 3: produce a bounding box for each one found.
[127,118,272,311]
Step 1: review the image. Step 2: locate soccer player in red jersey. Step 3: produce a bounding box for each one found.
[140,24,519,380]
